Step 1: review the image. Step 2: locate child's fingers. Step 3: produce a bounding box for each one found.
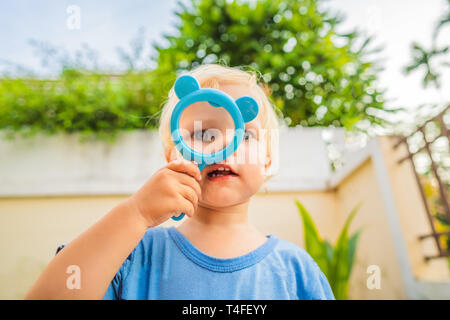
[177,173,202,201]
[175,196,195,218]
[178,185,199,215]
[167,159,202,181]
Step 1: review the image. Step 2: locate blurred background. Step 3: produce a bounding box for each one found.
[0,0,449,299]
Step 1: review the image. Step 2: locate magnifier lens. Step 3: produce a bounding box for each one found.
[178,100,235,157]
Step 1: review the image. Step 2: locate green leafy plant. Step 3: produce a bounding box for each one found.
[0,0,396,143]
[295,199,362,300]
[0,69,166,143]
[154,0,393,130]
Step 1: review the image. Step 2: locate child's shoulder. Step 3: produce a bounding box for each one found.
[142,225,170,239]
[271,237,335,299]
[136,228,318,266]
[271,236,323,272]
[125,226,170,262]
[132,228,322,273]
[139,225,171,247]
[273,236,314,260]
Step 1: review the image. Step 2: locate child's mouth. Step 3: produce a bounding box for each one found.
[207,169,238,181]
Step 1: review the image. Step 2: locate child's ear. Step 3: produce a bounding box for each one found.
[265,158,272,169]
[235,96,259,123]
[174,74,200,99]
[262,155,272,178]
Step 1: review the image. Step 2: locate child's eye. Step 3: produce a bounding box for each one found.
[193,129,215,142]
[243,130,256,141]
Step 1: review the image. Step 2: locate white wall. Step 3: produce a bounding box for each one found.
[0,127,335,196]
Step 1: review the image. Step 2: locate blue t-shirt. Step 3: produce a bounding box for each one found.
[57,226,334,300]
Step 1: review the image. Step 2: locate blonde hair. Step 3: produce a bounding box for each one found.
[158,63,282,179]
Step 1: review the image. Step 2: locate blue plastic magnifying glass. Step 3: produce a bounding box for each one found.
[169,74,259,221]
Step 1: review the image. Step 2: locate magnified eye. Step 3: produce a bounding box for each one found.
[193,129,216,142]
[243,130,256,141]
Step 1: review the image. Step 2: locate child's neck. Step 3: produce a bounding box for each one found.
[191,201,250,227]
[175,200,268,258]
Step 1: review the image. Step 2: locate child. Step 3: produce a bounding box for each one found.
[24,64,335,300]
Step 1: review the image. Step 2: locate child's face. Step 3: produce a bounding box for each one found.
[168,83,271,209]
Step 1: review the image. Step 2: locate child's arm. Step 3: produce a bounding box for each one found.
[24,198,149,300]
[24,158,202,300]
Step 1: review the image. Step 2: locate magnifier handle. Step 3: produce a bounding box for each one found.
[171,212,185,221]
[171,161,206,221]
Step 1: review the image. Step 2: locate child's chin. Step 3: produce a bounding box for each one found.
[202,196,242,208]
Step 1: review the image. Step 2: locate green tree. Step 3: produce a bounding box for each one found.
[0,0,395,142]
[153,0,391,130]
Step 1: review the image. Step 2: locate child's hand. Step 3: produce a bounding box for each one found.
[127,158,202,228]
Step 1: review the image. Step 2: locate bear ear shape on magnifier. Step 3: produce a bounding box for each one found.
[174,74,200,99]
[174,73,259,123]
[235,96,258,123]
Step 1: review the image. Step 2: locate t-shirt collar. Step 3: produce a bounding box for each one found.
[168,226,278,273]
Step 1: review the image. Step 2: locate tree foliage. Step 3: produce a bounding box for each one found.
[154,0,389,129]
[0,69,165,142]
[0,0,393,142]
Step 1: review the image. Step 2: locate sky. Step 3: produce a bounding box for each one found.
[327,0,449,124]
[0,0,449,123]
